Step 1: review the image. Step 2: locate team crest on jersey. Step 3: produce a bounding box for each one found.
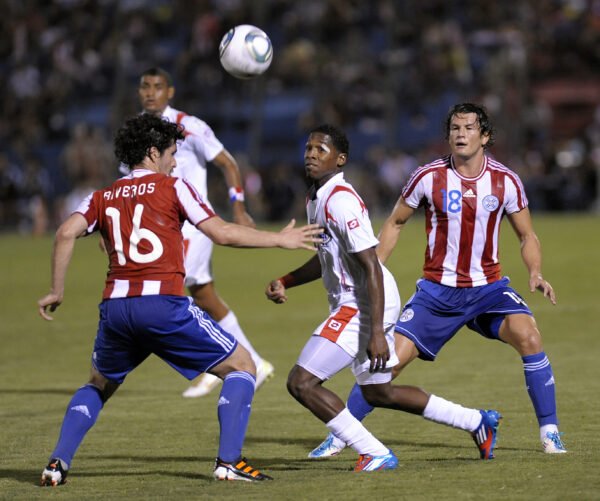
[399,308,414,322]
[482,194,499,211]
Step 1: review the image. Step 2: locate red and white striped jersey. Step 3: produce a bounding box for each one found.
[402,155,528,287]
[75,169,215,299]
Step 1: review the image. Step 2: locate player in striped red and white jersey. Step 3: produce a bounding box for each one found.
[37,113,322,486]
[316,103,566,456]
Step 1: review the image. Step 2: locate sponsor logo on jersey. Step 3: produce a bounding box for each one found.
[347,218,360,230]
[463,188,476,198]
[482,194,499,211]
[399,308,414,322]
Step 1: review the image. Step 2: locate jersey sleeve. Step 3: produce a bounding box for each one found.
[504,171,529,214]
[74,191,101,235]
[174,178,216,226]
[401,167,427,209]
[326,191,378,254]
[181,116,224,163]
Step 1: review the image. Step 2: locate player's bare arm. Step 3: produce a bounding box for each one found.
[377,197,415,263]
[265,254,322,304]
[212,149,255,228]
[38,213,89,321]
[197,216,322,251]
[507,208,556,305]
[354,247,389,372]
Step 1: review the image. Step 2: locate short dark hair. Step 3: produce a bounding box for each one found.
[309,124,350,156]
[445,103,495,148]
[114,113,184,167]
[140,67,174,87]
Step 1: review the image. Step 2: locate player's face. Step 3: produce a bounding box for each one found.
[139,75,174,115]
[304,133,347,185]
[157,143,178,176]
[448,112,490,159]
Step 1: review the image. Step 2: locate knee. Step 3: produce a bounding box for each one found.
[510,326,543,355]
[286,370,316,402]
[361,385,389,407]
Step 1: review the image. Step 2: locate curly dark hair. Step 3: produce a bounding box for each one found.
[114,113,185,167]
[444,103,495,148]
[309,124,350,156]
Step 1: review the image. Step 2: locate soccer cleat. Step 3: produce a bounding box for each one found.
[542,431,567,454]
[308,432,346,458]
[40,458,68,487]
[471,409,502,459]
[182,373,222,398]
[255,359,275,390]
[213,457,273,481]
[354,450,398,472]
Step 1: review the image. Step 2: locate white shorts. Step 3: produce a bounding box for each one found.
[182,221,213,286]
[297,300,400,384]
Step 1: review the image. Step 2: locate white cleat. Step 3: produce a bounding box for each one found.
[308,432,346,458]
[542,431,567,454]
[182,373,222,398]
[255,360,275,390]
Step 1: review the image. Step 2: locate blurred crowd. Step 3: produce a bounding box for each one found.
[1,0,599,233]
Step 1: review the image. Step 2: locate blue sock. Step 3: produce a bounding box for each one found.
[51,384,104,468]
[217,371,256,462]
[346,383,374,422]
[522,352,558,426]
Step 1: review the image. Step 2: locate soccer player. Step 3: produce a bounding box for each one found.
[309,103,566,458]
[265,125,500,472]
[138,67,274,398]
[38,113,322,486]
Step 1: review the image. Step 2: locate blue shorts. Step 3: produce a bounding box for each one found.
[395,277,532,361]
[92,295,237,383]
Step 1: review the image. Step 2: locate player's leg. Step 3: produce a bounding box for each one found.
[498,313,566,453]
[291,336,397,471]
[42,298,144,487]
[41,368,118,487]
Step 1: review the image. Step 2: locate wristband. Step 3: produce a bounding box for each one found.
[278,273,296,288]
[228,186,245,202]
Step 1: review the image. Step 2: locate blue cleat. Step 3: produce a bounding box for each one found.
[354,450,398,472]
[308,432,346,458]
[471,409,502,459]
[542,431,567,454]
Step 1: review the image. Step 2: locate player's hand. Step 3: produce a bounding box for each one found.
[366,330,390,373]
[38,292,63,321]
[266,279,287,304]
[232,205,256,229]
[278,219,323,250]
[530,274,556,305]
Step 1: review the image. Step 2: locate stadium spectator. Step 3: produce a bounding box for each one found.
[37,112,322,486]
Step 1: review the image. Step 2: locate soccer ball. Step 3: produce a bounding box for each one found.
[219,24,273,79]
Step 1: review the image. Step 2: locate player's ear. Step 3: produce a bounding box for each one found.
[337,152,347,167]
[168,86,175,100]
[481,131,490,147]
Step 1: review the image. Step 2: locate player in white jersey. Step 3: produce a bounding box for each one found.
[265,125,501,471]
[138,67,274,397]
[308,103,566,458]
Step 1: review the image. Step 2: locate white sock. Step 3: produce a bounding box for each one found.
[218,310,262,366]
[423,394,482,432]
[540,424,559,442]
[326,408,388,456]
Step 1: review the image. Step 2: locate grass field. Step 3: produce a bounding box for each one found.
[1,214,599,500]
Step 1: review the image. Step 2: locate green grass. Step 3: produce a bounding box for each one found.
[1,214,600,500]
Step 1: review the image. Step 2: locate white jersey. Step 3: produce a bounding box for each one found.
[307,172,399,312]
